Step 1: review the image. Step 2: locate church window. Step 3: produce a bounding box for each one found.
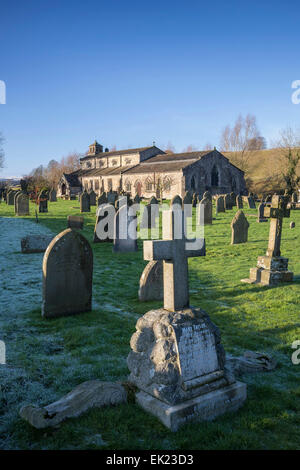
[191,175,196,190]
[211,165,219,187]
[145,177,154,191]
[112,159,118,166]
[163,176,171,192]
[125,179,132,192]
[125,158,132,165]
[95,180,99,190]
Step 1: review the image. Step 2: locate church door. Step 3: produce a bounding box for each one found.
[136,182,142,196]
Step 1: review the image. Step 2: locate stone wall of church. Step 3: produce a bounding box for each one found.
[121,171,183,199]
[183,151,247,197]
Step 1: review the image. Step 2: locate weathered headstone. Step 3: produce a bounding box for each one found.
[171,195,183,207]
[224,193,232,210]
[140,200,159,230]
[39,197,48,213]
[138,260,163,301]
[242,195,293,285]
[236,195,243,209]
[203,190,212,201]
[49,189,57,202]
[7,191,15,205]
[89,190,97,206]
[14,190,22,213]
[67,215,84,230]
[107,190,117,206]
[42,229,93,318]
[21,235,54,253]
[290,221,295,229]
[230,192,236,207]
[192,193,198,208]
[247,195,256,209]
[216,195,225,214]
[231,210,249,244]
[97,192,107,206]
[113,205,138,253]
[80,191,90,213]
[198,196,212,225]
[128,209,246,431]
[183,191,192,206]
[257,203,268,222]
[16,192,29,216]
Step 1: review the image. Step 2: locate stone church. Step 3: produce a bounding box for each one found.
[57,140,247,199]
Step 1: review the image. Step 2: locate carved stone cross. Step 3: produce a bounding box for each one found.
[263,195,290,257]
[143,208,205,311]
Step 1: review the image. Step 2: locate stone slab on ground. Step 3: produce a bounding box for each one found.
[21,235,54,253]
[136,381,247,432]
[20,381,127,429]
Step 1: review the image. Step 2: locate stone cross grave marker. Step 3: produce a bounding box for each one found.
[241,195,293,285]
[143,208,206,311]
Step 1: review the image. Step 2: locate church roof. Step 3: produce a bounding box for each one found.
[80,146,158,161]
[122,150,213,174]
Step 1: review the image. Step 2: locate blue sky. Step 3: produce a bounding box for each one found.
[0,0,300,177]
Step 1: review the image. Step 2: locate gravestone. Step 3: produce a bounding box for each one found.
[192,193,198,208]
[127,209,246,431]
[107,190,117,206]
[138,260,163,301]
[42,229,93,318]
[80,191,90,213]
[16,192,29,216]
[230,192,236,207]
[290,221,295,229]
[183,191,192,206]
[39,196,48,213]
[231,210,249,244]
[242,195,293,285]
[113,205,138,253]
[224,193,232,210]
[93,203,115,243]
[216,195,225,214]
[49,189,57,202]
[236,195,243,209]
[257,203,268,222]
[67,215,84,230]
[203,190,212,201]
[97,192,107,205]
[247,196,256,209]
[14,191,22,212]
[198,196,212,225]
[171,195,183,207]
[7,191,15,205]
[292,192,298,203]
[21,235,54,253]
[89,190,97,206]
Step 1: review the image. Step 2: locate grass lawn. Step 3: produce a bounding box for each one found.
[0,198,299,450]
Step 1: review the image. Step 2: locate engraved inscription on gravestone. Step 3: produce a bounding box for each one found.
[172,323,219,383]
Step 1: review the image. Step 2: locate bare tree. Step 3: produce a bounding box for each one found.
[220,114,265,172]
[182,145,198,152]
[275,126,300,194]
[0,132,5,170]
[163,141,176,154]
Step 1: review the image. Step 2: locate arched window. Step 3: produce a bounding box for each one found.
[211,165,219,187]
[145,177,154,192]
[125,179,132,192]
[163,176,171,192]
[191,175,196,191]
[134,180,142,196]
